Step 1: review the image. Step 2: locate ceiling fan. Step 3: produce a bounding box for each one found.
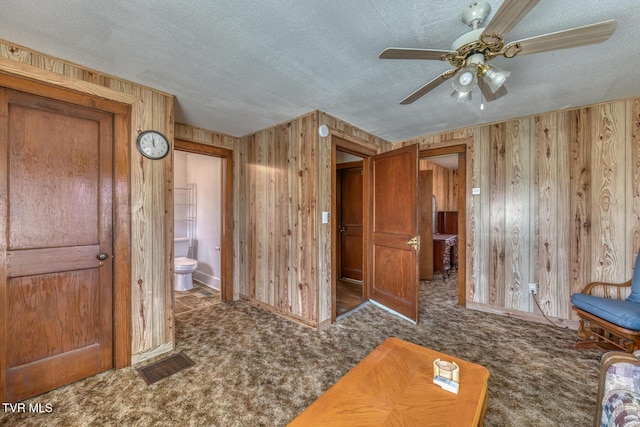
[379,0,617,105]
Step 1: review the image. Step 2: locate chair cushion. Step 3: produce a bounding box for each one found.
[571,293,640,330]
[628,249,640,303]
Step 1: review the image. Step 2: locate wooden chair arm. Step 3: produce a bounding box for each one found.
[581,279,632,296]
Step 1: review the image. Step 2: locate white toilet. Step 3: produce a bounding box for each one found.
[174,237,198,291]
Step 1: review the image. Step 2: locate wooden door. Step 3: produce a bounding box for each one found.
[419,170,434,280]
[338,165,363,282]
[370,145,419,322]
[0,89,114,402]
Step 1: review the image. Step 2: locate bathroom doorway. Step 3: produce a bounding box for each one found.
[174,139,233,304]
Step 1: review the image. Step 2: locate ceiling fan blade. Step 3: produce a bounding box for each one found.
[483,0,540,38]
[379,47,455,61]
[478,78,507,102]
[505,19,618,56]
[400,71,455,105]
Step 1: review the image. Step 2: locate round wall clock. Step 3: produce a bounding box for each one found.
[136,130,170,160]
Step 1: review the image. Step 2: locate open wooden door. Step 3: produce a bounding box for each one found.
[370,145,419,323]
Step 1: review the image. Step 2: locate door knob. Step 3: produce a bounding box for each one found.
[407,236,420,251]
[97,253,109,261]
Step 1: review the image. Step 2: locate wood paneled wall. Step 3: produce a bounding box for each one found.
[0,39,175,363]
[237,111,388,328]
[175,123,238,150]
[397,98,640,324]
[419,160,458,211]
[237,112,319,326]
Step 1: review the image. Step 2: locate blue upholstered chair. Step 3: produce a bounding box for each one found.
[571,251,640,353]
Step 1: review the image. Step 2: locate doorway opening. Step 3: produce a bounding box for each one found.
[335,150,366,318]
[420,143,467,307]
[330,136,376,322]
[174,139,233,305]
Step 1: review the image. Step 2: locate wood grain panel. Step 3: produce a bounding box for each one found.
[7,343,100,402]
[8,101,99,249]
[556,113,572,319]
[591,102,626,285]
[535,113,558,317]
[6,246,100,277]
[629,99,640,269]
[489,124,506,307]
[569,108,591,318]
[241,113,320,324]
[472,126,491,305]
[7,271,100,366]
[504,119,531,312]
[174,123,238,150]
[418,159,458,212]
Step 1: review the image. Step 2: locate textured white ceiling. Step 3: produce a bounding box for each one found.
[1,0,639,141]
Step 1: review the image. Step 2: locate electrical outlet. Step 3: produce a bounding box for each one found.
[529,283,538,295]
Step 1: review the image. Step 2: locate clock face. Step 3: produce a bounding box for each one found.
[137,130,169,159]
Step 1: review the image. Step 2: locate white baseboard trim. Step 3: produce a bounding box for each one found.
[193,270,220,291]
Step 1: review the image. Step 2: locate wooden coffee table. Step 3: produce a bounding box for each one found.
[288,337,489,426]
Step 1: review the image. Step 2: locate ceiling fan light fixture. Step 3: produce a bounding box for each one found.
[451,89,472,103]
[482,65,511,94]
[452,66,478,93]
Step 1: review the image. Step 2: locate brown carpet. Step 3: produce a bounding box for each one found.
[1,273,601,426]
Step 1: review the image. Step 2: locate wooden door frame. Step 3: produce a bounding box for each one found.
[0,74,132,376]
[174,139,234,302]
[330,135,377,322]
[420,142,468,307]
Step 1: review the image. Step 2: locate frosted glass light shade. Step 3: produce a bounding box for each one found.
[483,65,511,93]
[451,89,472,102]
